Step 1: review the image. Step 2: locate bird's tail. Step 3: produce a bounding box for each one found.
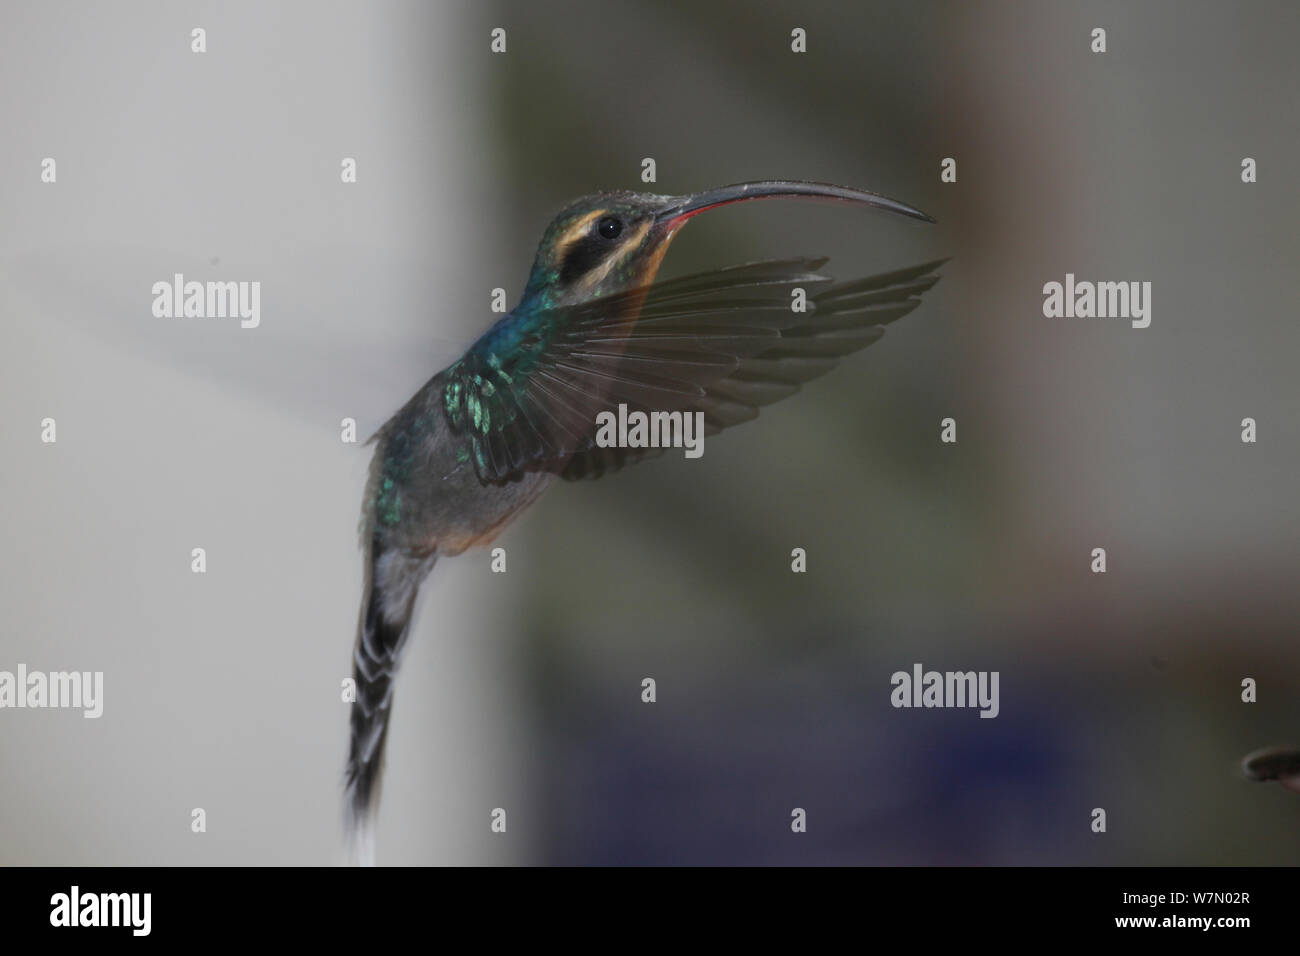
[344,537,435,863]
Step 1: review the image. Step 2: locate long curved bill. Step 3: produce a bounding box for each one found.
[653,180,935,228]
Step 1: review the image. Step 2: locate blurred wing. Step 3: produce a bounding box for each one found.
[0,243,471,434]
[443,258,945,482]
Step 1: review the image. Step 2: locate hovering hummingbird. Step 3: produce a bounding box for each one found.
[345,180,943,856]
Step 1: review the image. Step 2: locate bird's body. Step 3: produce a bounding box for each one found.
[344,181,943,857]
[366,370,554,557]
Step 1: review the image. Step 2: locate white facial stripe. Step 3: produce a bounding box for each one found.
[574,219,652,292]
[554,209,607,262]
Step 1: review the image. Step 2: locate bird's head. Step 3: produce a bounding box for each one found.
[520,180,934,310]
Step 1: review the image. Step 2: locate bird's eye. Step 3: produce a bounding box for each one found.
[596,216,623,240]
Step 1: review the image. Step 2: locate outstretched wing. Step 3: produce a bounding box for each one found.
[442,258,945,482]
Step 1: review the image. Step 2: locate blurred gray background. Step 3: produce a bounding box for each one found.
[1,0,1297,864]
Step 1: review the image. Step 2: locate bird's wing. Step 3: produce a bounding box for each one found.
[0,243,471,434]
[443,258,945,482]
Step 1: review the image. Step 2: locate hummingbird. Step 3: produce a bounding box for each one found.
[345,180,943,858]
[1241,746,1300,794]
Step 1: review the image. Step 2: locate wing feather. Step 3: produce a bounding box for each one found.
[440,258,946,482]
